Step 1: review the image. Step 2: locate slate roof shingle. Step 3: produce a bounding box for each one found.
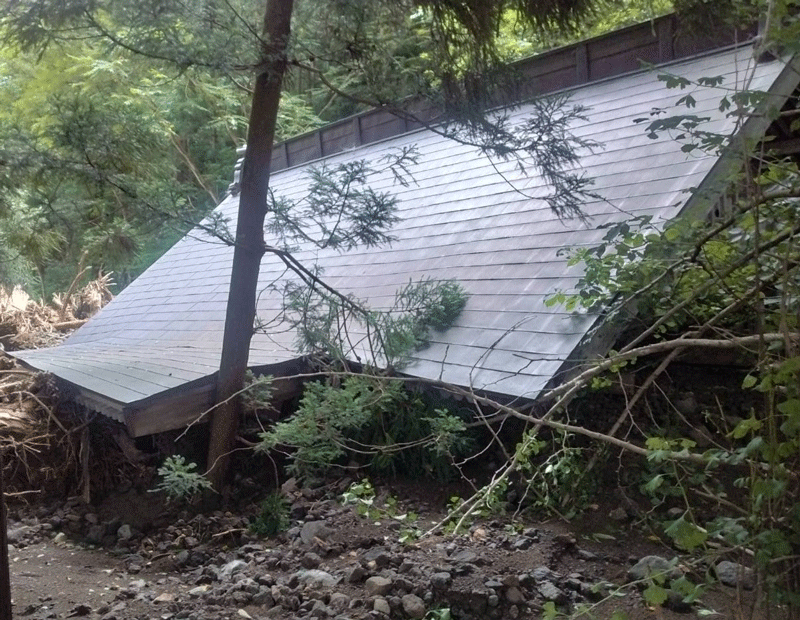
[13,40,799,436]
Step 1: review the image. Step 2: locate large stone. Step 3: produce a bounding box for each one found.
[219,560,248,580]
[430,572,452,589]
[538,581,567,604]
[715,561,755,590]
[401,594,426,619]
[117,524,132,541]
[300,521,332,545]
[301,552,323,569]
[450,549,478,564]
[627,556,680,583]
[346,565,367,583]
[6,527,26,544]
[531,566,560,583]
[373,597,391,615]
[505,586,525,604]
[85,525,106,545]
[365,576,393,596]
[294,569,339,588]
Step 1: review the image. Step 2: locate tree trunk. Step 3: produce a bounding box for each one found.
[0,451,12,620]
[206,0,295,491]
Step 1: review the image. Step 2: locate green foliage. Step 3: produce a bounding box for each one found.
[341,478,422,542]
[241,371,274,413]
[283,275,467,370]
[249,492,291,537]
[511,430,598,519]
[545,11,800,610]
[152,455,212,502]
[341,478,380,518]
[257,376,468,481]
[424,608,452,620]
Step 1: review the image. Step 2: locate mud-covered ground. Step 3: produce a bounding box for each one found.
[5,477,770,620]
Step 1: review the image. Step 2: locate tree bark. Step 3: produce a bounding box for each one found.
[0,451,12,620]
[206,0,295,491]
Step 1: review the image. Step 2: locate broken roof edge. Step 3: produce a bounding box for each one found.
[535,53,800,416]
[247,12,758,179]
[19,355,313,438]
[677,53,800,223]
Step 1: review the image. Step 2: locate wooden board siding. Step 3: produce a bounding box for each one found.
[268,14,757,174]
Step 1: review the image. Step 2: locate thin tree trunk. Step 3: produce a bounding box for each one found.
[206,0,295,491]
[0,451,12,620]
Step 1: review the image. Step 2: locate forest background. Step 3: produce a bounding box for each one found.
[0,0,672,301]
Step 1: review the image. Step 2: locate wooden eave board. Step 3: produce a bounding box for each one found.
[13,45,795,423]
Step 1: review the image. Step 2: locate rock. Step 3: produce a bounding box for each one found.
[85,525,106,545]
[430,572,452,589]
[6,527,26,544]
[301,552,323,568]
[219,560,248,580]
[153,592,176,603]
[346,565,367,583]
[538,581,567,604]
[505,586,525,604]
[715,561,755,590]
[294,569,339,588]
[300,521,332,545]
[365,576,393,596]
[401,594,426,618]
[512,538,532,550]
[117,524,132,541]
[329,592,350,611]
[531,567,560,583]
[450,550,478,564]
[627,556,680,583]
[373,597,391,615]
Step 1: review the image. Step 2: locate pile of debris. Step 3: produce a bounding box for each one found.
[0,357,74,497]
[0,273,113,351]
[0,355,154,500]
[0,274,126,499]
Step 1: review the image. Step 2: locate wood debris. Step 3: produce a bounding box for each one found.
[0,273,113,351]
[0,276,148,500]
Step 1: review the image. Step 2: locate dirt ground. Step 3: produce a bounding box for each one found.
[5,479,776,620]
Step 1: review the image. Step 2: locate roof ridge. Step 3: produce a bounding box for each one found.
[227,12,757,190]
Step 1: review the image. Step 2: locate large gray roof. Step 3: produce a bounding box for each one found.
[15,42,798,435]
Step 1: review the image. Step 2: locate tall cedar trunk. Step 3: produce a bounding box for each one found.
[206,0,295,491]
[1,452,11,620]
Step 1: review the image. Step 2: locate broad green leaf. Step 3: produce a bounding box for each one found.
[665,517,708,551]
[643,584,669,606]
